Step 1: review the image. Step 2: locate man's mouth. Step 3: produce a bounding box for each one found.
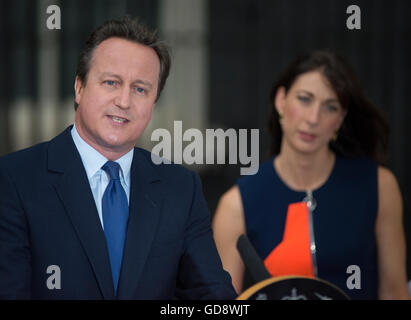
[108,115,128,123]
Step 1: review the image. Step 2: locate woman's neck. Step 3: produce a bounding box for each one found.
[274,144,336,192]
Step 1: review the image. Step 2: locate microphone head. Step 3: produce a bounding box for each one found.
[236,235,271,284]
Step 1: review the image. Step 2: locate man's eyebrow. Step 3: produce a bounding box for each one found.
[99,72,122,80]
[132,79,153,89]
[99,72,153,89]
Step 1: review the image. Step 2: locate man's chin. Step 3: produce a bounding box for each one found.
[88,136,135,159]
[102,140,134,152]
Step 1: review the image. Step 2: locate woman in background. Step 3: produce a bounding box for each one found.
[213,50,409,299]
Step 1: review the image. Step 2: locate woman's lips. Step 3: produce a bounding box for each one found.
[299,131,317,142]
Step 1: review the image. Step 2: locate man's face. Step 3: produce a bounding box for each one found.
[74,37,160,159]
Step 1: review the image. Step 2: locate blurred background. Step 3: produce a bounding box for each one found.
[0,0,410,279]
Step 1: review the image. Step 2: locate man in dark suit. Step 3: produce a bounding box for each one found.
[0,17,236,299]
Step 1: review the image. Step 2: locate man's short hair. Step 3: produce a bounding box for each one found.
[74,16,171,110]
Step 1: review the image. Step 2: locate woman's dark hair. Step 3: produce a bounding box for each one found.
[74,16,171,110]
[268,50,389,165]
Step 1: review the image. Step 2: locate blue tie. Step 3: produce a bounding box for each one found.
[102,161,129,295]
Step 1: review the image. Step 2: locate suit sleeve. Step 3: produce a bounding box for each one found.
[175,171,237,300]
[0,163,32,299]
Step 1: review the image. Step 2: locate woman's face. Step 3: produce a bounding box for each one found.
[275,70,346,155]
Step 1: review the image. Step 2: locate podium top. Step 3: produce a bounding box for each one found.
[237,276,350,300]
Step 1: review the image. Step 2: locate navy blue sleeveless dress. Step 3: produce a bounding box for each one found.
[237,155,378,299]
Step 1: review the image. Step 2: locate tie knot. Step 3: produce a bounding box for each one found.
[102,161,121,180]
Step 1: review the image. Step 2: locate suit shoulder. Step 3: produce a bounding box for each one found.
[0,142,49,172]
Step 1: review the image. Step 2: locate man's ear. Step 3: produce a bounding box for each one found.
[274,86,286,116]
[74,76,84,105]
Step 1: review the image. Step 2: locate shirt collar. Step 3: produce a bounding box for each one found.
[71,124,134,187]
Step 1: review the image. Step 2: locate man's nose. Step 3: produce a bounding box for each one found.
[114,87,131,109]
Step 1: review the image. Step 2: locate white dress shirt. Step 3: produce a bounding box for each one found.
[71,124,133,230]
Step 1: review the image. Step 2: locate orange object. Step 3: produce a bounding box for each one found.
[264,202,314,278]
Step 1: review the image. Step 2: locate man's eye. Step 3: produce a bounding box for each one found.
[104,80,116,86]
[135,87,146,94]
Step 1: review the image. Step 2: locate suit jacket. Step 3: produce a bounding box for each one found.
[0,126,236,299]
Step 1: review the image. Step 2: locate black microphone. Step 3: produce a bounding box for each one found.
[236,235,271,284]
[236,235,350,300]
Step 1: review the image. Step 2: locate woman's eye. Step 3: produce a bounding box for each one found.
[326,105,338,112]
[298,96,310,103]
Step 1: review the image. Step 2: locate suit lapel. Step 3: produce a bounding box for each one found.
[117,149,163,299]
[48,127,114,299]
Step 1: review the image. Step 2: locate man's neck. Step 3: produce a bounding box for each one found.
[74,122,133,161]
